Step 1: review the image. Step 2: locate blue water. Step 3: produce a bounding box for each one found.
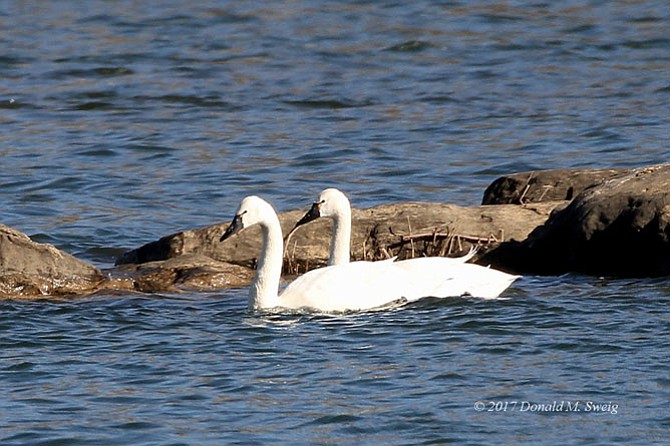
[1,1,669,444]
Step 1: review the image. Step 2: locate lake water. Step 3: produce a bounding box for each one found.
[1,1,669,444]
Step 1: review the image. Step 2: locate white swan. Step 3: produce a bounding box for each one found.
[291,188,475,266]
[220,196,426,312]
[291,188,519,299]
[293,188,354,265]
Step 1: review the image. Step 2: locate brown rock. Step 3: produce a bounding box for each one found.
[115,210,309,268]
[108,254,254,293]
[482,168,627,205]
[0,224,104,298]
[290,201,564,272]
[117,201,564,275]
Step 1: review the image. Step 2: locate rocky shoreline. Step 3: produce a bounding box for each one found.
[2,163,668,298]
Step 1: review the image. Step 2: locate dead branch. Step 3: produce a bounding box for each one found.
[397,231,499,244]
[517,172,535,204]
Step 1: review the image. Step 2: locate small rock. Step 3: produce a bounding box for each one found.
[109,254,254,293]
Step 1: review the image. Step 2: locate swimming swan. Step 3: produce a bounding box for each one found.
[290,188,476,266]
[290,188,519,299]
[220,196,430,312]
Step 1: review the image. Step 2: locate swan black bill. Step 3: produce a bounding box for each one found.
[220,214,244,242]
[294,202,321,229]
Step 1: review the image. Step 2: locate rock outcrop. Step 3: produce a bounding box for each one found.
[0,224,105,298]
[0,224,255,298]
[481,164,670,276]
[116,202,563,274]
[3,163,668,299]
[116,163,670,280]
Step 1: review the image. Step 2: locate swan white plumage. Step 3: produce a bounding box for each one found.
[291,188,519,299]
[220,195,427,312]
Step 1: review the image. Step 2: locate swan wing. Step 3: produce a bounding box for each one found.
[393,248,476,272]
[435,263,519,299]
[279,261,411,312]
[392,258,519,300]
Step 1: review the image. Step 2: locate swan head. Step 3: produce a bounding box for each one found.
[294,188,350,229]
[220,195,275,242]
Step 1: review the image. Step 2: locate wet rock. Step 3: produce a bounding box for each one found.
[482,168,627,205]
[0,224,256,298]
[0,224,104,298]
[482,164,670,277]
[117,202,564,274]
[108,254,253,293]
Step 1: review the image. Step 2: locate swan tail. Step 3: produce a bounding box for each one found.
[458,246,478,263]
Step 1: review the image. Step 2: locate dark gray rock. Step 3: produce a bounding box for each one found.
[482,168,627,205]
[0,224,104,298]
[482,164,670,277]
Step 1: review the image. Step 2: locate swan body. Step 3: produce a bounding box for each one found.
[292,188,519,299]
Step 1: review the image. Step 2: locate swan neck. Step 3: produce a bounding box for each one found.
[329,207,351,265]
[249,214,283,310]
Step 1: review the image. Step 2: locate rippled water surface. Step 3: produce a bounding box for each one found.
[1,1,669,444]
